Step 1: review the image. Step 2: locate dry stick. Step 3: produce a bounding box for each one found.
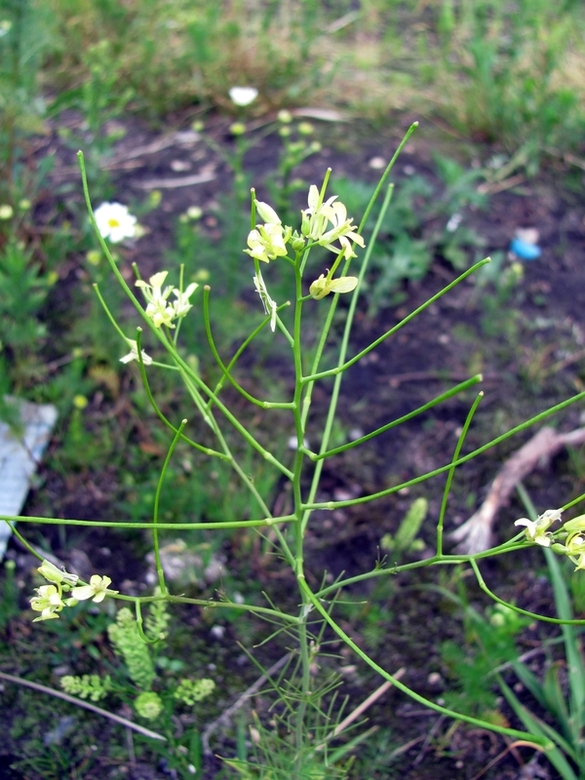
[133,171,216,190]
[201,653,292,756]
[477,173,525,195]
[449,426,585,554]
[315,668,405,751]
[469,740,547,780]
[0,670,165,741]
[50,130,203,178]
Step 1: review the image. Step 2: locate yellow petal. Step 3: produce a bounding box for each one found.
[327,276,358,294]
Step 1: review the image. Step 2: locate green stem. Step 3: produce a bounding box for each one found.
[152,419,187,595]
[357,122,418,234]
[203,287,294,409]
[116,593,299,625]
[133,330,228,459]
[133,600,159,645]
[436,391,483,555]
[10,524,45,562]
[303,389,585,510]
[304,375,482,461]
[205,295,292,413]
[300,181,395,540]
[297,576,551,748]
[173,352,294,480]
[79,153,172,349]
[470,558,585,626]
[302,258,490,386]
[313,541,540,599]
[290,261,312,772]
[178,369,296,568]
[4,513,295,531]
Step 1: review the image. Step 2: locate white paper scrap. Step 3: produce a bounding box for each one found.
[0,398,58,559]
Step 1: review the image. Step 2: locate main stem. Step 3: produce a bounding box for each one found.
[291,263,311,775]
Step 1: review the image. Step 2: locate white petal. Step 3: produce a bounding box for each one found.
[229,86,258,106]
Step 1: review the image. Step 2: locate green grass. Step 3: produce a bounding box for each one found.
[13,0,581,160]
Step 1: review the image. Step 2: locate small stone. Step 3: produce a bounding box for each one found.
[170,159,191,172]
[210,625,225,639]
[368,156,386,170]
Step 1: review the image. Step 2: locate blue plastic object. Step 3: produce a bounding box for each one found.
[510,237,541,261]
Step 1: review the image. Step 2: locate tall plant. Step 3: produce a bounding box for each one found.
[6,124,585,775]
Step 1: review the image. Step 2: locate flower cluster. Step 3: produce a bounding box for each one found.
[30,559,118,622]
[551,515,585,570]
[514,510,585,571]
[135,271,198,329]
[243,184,365,312]
[301,184,365,262]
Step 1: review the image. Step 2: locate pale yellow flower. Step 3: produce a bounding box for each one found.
[244,223,289,263]
[71,574,117,604]
[514,508,562,547]
[135,271,176,328]
[301,185,365,261]
[309,274,358,300]
[31,584,65,621]
[120,340,153,366]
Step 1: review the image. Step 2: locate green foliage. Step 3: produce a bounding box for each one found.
[173,677,215,706]
[44,0,339,115]
[380,496,427,557]
[431,0,585,159]
[495,549,585,779]
[107,607,156,690]
[0,0,56,197]
[60,672,112,701]
[0,560,19,630]
[440,596,531,721]
[0,239,57,390]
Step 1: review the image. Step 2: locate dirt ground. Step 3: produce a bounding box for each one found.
[8,110,585,779]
